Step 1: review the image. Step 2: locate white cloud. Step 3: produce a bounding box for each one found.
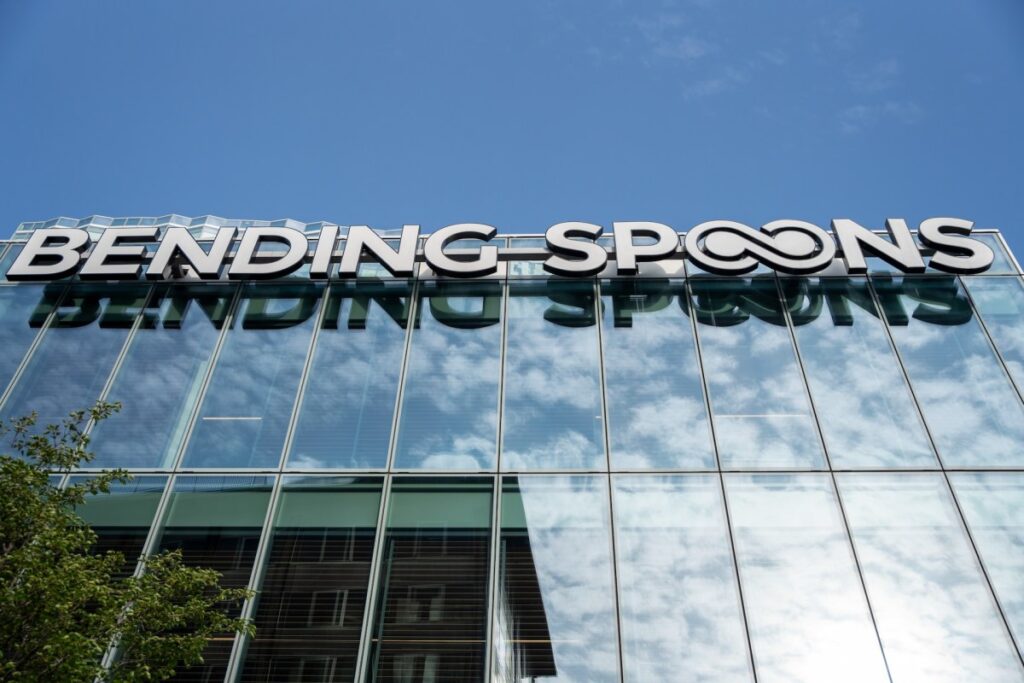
[631,12,712,65]
[850,58,902,93]
[839,101,923,134]
[819,10,863,51]
[682,65,748,99]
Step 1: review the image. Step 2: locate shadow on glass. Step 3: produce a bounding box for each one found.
[367,477,492,682]
[240,476,384,682]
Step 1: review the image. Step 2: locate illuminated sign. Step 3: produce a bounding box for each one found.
[5,217,994,281]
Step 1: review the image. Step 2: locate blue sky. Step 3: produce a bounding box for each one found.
[1,0,1023,254]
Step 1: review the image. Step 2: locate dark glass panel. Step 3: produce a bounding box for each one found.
[72,475,168,578]
[287,282,410,469]
[367,478,492,682]
[183,284,323,469]
[0,284,149,428]
[157,476,273,683]
[89,284,235,469]
[240,477,383,682]
[393,282,502,470]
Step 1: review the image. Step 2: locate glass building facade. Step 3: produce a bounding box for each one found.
[6,217,1024,681]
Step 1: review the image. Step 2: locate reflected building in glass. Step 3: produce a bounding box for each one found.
[9,216,1024,682]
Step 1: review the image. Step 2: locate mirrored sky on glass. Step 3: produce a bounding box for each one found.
[1,1,1023,247]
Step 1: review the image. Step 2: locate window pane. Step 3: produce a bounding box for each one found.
[72,475,167,577]
[787,278,936,468]
[724,474,888,683]
[601,280,714,470]
[950,472,1024,654]
[393,281,502,470]
[288,282,410,469]
[0,244,25,283]
[502,282,605,471]
[874,276,1024,466]
[494,475,619,682]
[0,284,148,428]
[0,284,61,394]
[837,473,1024,681]
[89,285,234,469]
[692,279,825,469]
[612,475,751,682]
[156,475,273,683]
[182,284,323,469]
[964,276,1024,393]
[240,477,383,682]
[367,478,492,682]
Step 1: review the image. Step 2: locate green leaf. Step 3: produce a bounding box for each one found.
[0,403,254,682]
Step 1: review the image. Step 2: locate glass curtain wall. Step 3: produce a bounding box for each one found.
[0,284,149,428]
[493,475,619,682]
[689,278,825,469]
[786,277,936,468]
[502,282,605,471]
[0,284,61,396]
[366,478,493,681]
[182,285,324,469]
[287,283,410,470]
[0,244,25,282]
[72,475,168,577]
[872,276,1024,467]
[723,474,889,683]
[600,280,715,470]
[838,473,1024,681]
[240,477,383,682]
[154,476,273,683]
[951,472,1024,652]
[90,285,235,469]
[611,475,750,681]
[392,282,502,470]
[0,248,1022,682]
[963,276,1024,393]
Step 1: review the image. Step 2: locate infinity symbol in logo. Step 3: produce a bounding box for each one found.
[684,220,837,275]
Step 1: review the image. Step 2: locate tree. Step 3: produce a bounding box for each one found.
[0,403,255,682]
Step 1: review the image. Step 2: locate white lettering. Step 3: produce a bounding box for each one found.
[7,228,91,281]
